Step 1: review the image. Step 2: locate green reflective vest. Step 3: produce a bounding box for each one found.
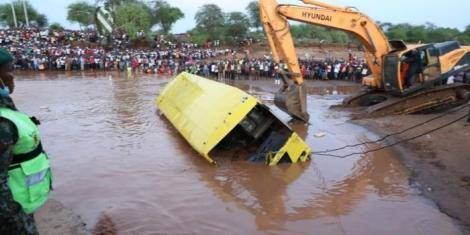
[1,107,52,214]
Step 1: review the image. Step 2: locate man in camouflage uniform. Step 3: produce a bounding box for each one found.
[0,48,38,234]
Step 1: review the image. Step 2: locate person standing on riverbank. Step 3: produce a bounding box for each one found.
[0,48,53,234]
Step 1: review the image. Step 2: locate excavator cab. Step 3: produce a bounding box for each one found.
[384,44,443,96]
[383,42,469,97]
[370,42,470,117]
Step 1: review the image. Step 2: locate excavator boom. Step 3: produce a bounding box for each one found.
[259,0,392,122]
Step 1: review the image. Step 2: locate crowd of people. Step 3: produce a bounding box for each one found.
[0,28,370,81]
[0,28,229,74]
[191,58,370,82]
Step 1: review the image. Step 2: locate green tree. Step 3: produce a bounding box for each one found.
[378,22,392,32]
[406,25,427,42]
[292,21,470,45]
[385,24,409,41]
[457,34,470,45]
[458,25,470,44]
[0,0,47,28]
[425,22,438,31]
[379,22,468,44]
[114,2,152,40]
[152,0,184,34]
[330,30,352,44]
[102,0,135,12]
[49,22,64,30]
[35,14,47,28]
[246,1,261,31]
[67,1,96,28]
[188,27,210,45]
[426,27,460,42]
[224,12,250,43]
[290,24,308,38]
[194,4,225,41]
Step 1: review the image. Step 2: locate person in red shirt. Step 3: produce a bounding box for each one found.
[131,58,139,72]
[301,65,307,78]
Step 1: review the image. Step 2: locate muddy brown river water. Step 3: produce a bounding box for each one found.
[12,71,463,234]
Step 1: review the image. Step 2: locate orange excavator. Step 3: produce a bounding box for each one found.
[260,0,470,122]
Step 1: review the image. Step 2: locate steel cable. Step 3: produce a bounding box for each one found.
[313,103,470,154]
[315,112,469,159]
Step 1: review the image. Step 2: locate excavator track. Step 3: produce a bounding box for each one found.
[346,84,470,118]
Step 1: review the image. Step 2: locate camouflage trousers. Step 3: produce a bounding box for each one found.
[467,102,470,123]
[468,106,470,123]
[0,183,38,235]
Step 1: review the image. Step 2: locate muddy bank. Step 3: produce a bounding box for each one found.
[354,108,470,233]
[35,199,88,235]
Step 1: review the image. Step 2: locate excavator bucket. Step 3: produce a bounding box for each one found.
[156,72,312,166]
[274,83,310,123]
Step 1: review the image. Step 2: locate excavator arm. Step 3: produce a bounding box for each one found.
[259,0,392,122]
[260,0,310,122]
[260,0,303,85]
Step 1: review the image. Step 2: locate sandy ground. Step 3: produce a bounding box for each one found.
[208,44,364,61]
[355,107,470,233]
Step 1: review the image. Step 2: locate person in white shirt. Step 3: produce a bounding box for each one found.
[334,63,341,79]
[274,64,281,85]
[447,75,455,85]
